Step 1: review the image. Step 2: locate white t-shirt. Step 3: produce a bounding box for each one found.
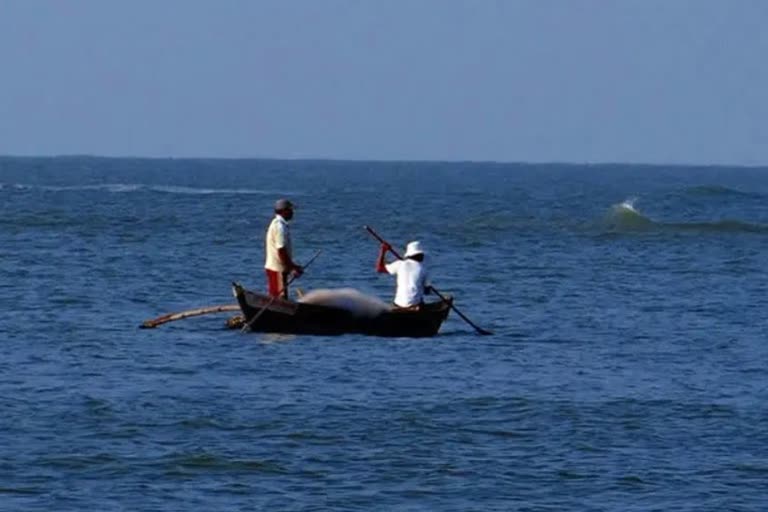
[265,214,292,272]
[385,259,428,307]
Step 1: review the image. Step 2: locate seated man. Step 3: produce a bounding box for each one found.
[376,240,431,308]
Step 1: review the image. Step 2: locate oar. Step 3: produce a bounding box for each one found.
[241,249,322,332]
[140,304,240,329]
[364,225,493,336]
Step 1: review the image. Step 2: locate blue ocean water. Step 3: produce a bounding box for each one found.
[1,156,767,511]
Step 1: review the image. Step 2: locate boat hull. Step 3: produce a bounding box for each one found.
[232,283,450,337]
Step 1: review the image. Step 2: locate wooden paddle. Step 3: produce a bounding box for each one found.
[364,225,493,336]
[241,249,322,332]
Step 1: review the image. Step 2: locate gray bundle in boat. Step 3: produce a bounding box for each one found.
[298,288,391,318]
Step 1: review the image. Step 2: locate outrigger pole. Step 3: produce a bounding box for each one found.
[140,304,240,329]
[141,251,321,330]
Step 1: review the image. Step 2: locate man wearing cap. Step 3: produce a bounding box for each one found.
[376,240,431,308]
[265,199,303,299]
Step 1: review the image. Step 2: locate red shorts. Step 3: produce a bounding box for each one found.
[265,269,288,298]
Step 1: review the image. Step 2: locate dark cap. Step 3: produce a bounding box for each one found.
[274,198,294,211]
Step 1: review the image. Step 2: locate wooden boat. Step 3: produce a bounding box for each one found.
[231,283,451,337]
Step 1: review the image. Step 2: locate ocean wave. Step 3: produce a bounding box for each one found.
[38,453,120,469]
[0,486,40,495]
[163,452,286,473]
[603,198,654,231]
[685,185,762,198]
[148,185,277,195]
[668,219,768,234]
[601,198,768,234]
[0,183,141,193]
[0,214,79,228]
[3,183,282,195]
[41,184,144,193]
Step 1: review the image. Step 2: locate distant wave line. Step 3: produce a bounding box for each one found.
[149,185,284,195]
[1,183,293,195]
[667,219,768,234]
[684,184,764,198]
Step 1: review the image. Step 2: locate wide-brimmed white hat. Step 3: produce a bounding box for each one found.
[404,241,425,258]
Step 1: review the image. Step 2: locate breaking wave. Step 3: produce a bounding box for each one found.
[603,198,654,231]
[602,198,768,234]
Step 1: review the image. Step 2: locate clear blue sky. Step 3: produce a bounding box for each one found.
[1,0,766,165]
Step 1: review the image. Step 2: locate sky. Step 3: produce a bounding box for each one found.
[0,0,767,165]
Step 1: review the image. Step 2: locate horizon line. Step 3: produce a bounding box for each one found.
[1,153,767,170]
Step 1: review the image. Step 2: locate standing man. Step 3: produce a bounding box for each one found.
[265,199,303,299]
[376,240,431,308]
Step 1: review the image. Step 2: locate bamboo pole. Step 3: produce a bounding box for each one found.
[140,304,240,329]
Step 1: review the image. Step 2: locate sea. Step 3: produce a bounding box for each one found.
[1,156,766,511]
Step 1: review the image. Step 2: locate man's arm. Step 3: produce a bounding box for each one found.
[278,247,303,276]
[376,243,391,273]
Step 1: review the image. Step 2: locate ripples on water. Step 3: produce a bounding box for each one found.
[1,157,767,510]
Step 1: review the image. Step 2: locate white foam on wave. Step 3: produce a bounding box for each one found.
[5,182,303,197]
[604,197,654,230]
[10,183,288,195]
[103,184,142,193]
[33,183,143,192]
[298,288,391,318]
[617,197,639,213]
[149,185,275,195]
[92,184,142,193]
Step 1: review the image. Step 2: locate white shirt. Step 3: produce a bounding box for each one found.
[385,259,428,307]
[265,214,292,272]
